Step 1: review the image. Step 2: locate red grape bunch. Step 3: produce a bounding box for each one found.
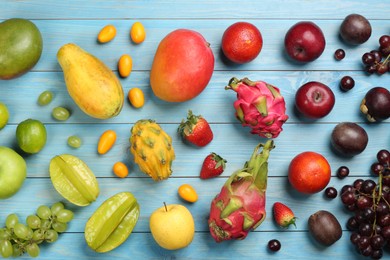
[340,149,390,259]
[362,35,390,75]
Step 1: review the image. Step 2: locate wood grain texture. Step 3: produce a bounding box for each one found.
[0,1,389,259]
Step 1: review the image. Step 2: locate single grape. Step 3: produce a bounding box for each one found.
[346,216,359,231]
[358,236,371,250]
[361,179,376,194]
[370,50,382,63]
[52,221,67,233]
[67,135,82,148]
[267,239,281,252]
[52,106,70,121]
[362,207,375,223]
[32,229,45,243]
[360,245,373,257]
[337,166,350,179]
[37,205,52,220]
[376,201,390,216]
[356,195,373,210]
[334,49,346,60]
[353,179,364,191]
[14,222,32,240]
[365,64,377,74]
[345,203,357,212]
[5,213,19,229]
[340,76,355,91]
[380,45,390,56]
[371,234,385,250]
[359,223,373,237]
[378,214,390,227]
[371,249,383,259]
[376,63,388,75]
[362,52,375,65]
[377,149,390,165]
[37,90,53,106]
[51,202,65,216]
[0,239,13,258]
[44,229,58,243]
[341,184,354,194]
[26,215,42,230]
[0,228,11,240]
[379,35,390,48]
[56,209,74,223]
[341,191,356,205]
[350,232,361,245]
[40,219,52,230]
[26,243,40,258]
[381,226,390,239]
[12,244,22,257]
[371,162,384,176]
[354,210,365,223]
[324,187,338,199]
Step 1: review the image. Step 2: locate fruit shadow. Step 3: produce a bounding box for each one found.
[218,48,242,68]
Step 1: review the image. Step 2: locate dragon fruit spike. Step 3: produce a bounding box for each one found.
[225,77,289,139]
[208,140,275,242]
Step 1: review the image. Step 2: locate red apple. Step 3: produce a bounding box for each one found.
[295,81,335,119]
[284,21,326,62]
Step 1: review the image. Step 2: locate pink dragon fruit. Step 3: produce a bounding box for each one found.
[225,77,288,138]
[208,140,274,242]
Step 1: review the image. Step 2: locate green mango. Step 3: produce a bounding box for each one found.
[0,18,43,80]
[85,192,140,253]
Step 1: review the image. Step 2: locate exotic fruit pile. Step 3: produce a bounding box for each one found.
[208,140,274,242]
[225,77,288,138]
[340,149,390,259]
[129,119,175,181]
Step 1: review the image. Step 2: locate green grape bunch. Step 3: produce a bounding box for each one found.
[0,202,74,258]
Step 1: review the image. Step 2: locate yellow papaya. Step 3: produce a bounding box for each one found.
[57,43,124,119]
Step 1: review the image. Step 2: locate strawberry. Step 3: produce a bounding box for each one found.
[200,153,227,179]
[273,202,297,228]
[178,110,213,147]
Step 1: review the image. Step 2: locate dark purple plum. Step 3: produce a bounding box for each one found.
[331,122,368,157]
[340,14,372,45]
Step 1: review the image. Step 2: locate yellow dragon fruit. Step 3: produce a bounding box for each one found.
[129,119,175,181]
[208,140,274,242]
[225,77,288,138]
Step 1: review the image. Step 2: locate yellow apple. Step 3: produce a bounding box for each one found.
[149,203,195,250]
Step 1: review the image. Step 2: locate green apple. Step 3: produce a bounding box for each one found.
[149,203,195,250]
[0,102,9,129]
[0,146,27,199]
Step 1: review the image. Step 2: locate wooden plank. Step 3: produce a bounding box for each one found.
[0,0,388,20]
[14,231,366,260]
[1,71,389,124]
[0,123,387,178]
[0,177,370,233]
[0,19,388,72]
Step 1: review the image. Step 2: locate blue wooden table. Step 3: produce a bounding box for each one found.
[1,1,389,259]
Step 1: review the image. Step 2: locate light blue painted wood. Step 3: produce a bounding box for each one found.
[1,71,389,124]
[0,123,388,178]
[0,19,388,72]
[0,0,388,20]
[0,176,376,233]
[0,1,389,259]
